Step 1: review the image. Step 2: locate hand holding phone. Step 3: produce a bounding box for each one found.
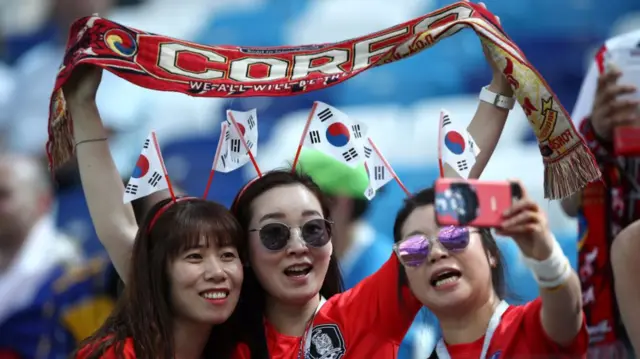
[434,178,522,228]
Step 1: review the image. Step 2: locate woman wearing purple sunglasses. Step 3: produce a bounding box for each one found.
[392,181,589,359]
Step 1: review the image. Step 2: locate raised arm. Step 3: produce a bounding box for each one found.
[444,44,512,180]
[63,66,138,281]
[498,180,584,347]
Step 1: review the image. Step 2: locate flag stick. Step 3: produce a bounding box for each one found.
[368,138,411,197]
[227,111,262,177]
[438,111,445,178]
[151,131,177,202]
[203,123,228,199]
[291,102,318,173]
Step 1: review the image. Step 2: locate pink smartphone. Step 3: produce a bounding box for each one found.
[434,178,522,228]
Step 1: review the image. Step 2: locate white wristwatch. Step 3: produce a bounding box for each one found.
[479,86,516,110]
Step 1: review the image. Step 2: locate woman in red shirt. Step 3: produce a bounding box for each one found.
[65,69,245,359]
[392,182,589,358]
[229,170,422,359]
[75,197,245,359]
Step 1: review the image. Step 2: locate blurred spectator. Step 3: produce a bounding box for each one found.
[0,256,119,358]
[562,29,640,358]
[0,154,117,358]
[0,154,81,324]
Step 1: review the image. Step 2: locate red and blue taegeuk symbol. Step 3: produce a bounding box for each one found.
[325,122,350,147]
[132,155,150,178]
[104,29,138,57]
[444,131,466,155]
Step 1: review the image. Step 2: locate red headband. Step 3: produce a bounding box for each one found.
[231,176,261,213]
[147,196,198,233]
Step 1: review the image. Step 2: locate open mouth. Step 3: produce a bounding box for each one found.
[200,289,229,300]
[430,269,462,288]
[284,264,313,277]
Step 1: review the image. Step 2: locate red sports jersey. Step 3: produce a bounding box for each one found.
[233,254,422,359]
[443,298,589,358]
[75,338,137,358]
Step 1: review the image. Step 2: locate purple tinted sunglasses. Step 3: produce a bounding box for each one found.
[393,226,476,267]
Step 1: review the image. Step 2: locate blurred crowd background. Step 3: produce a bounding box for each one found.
[0,0,639,357]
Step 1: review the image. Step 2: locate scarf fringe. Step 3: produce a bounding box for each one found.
[544,144,601,200]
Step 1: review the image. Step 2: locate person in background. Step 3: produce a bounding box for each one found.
[562,29,640,358]
[0,154,118,358]
[296,148,440,359]
[611,219,640,358]
[0,154,81,325]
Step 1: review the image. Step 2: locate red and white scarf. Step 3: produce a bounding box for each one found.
[46,1,600,198]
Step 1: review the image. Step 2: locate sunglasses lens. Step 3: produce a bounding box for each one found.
[438,226,470,252]
[397,235,430,267]
[259,223,290,251]
[301,219,330,247]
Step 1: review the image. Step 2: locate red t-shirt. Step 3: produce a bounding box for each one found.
[233,254,422,359]
[444,298,589,359]
[75,338,137,358]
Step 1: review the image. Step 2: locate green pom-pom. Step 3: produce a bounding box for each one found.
[296,148,369,198]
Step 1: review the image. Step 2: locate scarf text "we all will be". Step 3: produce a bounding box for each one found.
[47,1,601,199]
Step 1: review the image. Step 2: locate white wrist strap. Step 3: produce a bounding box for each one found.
[479,86,516,110]
[521,238,572,288]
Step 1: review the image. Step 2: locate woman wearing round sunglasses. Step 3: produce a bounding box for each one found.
[392,183,589,358]
[229,170,423,359]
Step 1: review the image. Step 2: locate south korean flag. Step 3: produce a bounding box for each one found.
[123,132,170,203]
[439,109,480,179]
[215,109,258,173]
[363,138,393,200]
[304,102,368,167]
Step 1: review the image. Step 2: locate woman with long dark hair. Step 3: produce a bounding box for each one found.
[65,67,245,359]
[392,184,589,358]
[76,198,244,359]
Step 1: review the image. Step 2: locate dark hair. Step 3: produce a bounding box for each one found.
[75,197,245,359]
[231,170,344,359]
[392,187,506,300]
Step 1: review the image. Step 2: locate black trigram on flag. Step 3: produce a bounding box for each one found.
[148,172,163,187]
[143,139,150,149]
[309,130,321,144]
[352,124,362,139]
[457,160,468,171]
[442,115,451,127]
[374,165,385,181]
[219,153,227,169]
[317,108,333,122]
[246,140,254,150]
[231,139,241,153]
[247,115,256,130]
[364,146,372,158]
[125,184,138,195]
[225,128,231,141]
[342,148,358,162]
